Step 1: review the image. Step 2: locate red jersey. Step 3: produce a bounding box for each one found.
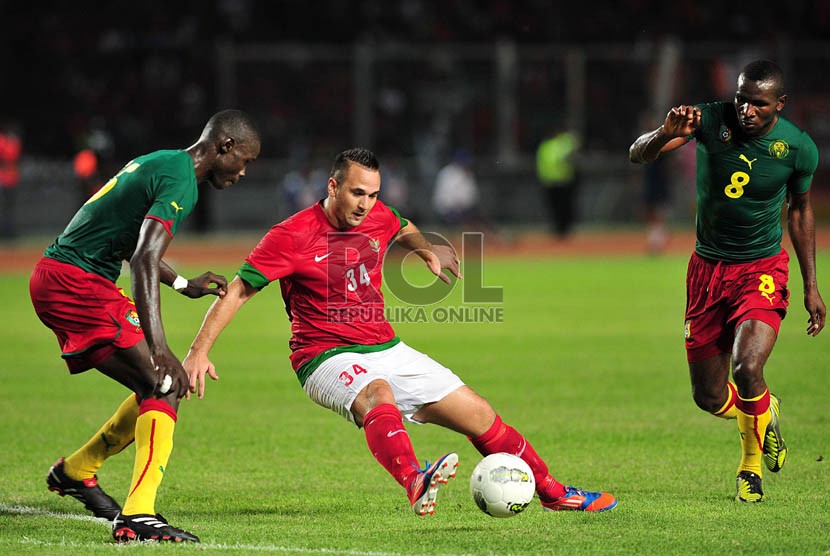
[237,200,407,373]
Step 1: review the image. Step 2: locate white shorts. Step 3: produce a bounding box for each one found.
[302,341,465,426]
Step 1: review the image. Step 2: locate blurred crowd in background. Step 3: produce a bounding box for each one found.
[2,1,829,241]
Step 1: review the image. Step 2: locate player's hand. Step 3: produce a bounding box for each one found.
[425,244,462,285]
[180,272,229,299]
[182,351,219,400]
[150,348,190,399]
[805,290,826,336]
[662,105,700,138]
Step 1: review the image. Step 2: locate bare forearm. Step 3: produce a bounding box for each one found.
[159,259,178,287]
[629,127,673,163]
[188,276,253,355]
[131,253,168,352]
[789,204,819,289]
[394,222,433,258]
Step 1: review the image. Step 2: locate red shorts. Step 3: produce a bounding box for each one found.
[684,250,790,363]
[29,257,145,373]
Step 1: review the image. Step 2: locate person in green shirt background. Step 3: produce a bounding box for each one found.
[536,123,580,239]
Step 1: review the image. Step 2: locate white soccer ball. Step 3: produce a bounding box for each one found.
[469,452,535,518]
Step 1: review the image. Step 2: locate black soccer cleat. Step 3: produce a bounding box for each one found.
[735,470,764,503]
[112,512,200,543]
[46,457,121,520]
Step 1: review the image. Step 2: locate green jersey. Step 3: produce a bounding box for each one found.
[692,101,818,262]
[44,150,198,282]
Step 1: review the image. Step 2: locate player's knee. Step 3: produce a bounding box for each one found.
[691,388,723,413]
[732,360,765,391]
[363,378,394,402]
[351,378,395,423]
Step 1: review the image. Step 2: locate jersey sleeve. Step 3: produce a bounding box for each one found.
[692,102,719,142]
[790,132,819,194]
[145,155,197,237]
[237,224,297,289]
[385,204,409,231]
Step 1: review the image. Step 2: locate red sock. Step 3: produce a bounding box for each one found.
[469,415,566,501]
[363,404,419,488]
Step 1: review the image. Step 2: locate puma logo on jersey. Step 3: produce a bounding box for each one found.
[739,154,757,170]
[170,201,185,212]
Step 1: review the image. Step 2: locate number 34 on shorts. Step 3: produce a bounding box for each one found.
[338,364,369,387]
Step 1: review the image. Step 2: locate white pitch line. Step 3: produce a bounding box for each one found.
[0,504,108,525]
[2,504,485,556]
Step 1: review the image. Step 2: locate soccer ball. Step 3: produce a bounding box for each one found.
[469,452,535,518]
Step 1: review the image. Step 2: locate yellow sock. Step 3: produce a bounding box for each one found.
[735,389,771,477]
[712,382,738,420]
[122,399,177,516]
[63,394,140,480]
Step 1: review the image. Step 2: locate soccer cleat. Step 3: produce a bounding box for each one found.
[407,452,459,516]
[541,486,618,512]
[736,470,764,503]
[46,457,121,520]
[112,512,200,543]
[763,394,787,473]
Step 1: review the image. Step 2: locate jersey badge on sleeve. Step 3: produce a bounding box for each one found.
[768,140,789,159]
[719,125,732,143]
[170,201,185,212]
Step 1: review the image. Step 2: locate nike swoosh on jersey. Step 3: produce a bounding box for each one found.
[387,429,408,438]
[315,253,332,262]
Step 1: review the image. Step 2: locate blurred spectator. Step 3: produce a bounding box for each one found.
[379,156,411,217]
[73,118,117,206]
[279,163,327,219]
[642,153,672,254]
[0,122,22,239]
[73,148,100,205]
[432,149,480,228]
[536,124,580,238]
[638,112,673,254]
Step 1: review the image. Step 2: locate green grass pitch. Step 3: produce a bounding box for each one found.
[1,250,829,555]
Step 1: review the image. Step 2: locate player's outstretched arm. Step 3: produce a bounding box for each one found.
[788,189,826,336]
[629,105,700,163]
[160,259,229,299]
[183,275,259,398]
[393,221,462,284]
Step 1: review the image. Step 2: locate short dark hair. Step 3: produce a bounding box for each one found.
[203,109,260,145]
[741,60,785,96]
[330,148,380,184]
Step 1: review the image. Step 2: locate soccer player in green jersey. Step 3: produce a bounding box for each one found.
[30,109,260,542]
[629,60,825,502]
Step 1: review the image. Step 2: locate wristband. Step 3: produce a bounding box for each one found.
[172,275,189,292]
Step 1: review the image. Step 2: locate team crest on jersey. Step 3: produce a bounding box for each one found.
[125,309,141,329]
[369,238,381,252]
[768,140,789,159]
[719,125,732,143]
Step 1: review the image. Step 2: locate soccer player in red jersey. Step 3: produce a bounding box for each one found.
[30,110,260,542]
[183,147,617,515]
[630,60,825,502]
